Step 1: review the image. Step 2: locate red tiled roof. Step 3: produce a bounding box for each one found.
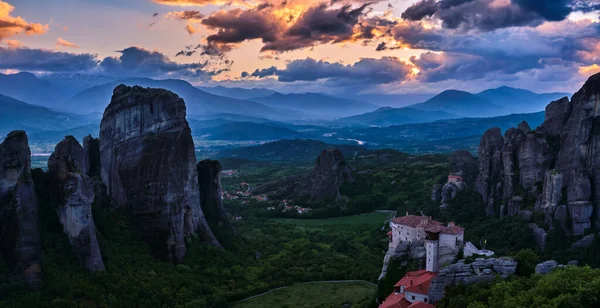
[392,215,464,235]
[394,270,437,296]
[379,293,413,308]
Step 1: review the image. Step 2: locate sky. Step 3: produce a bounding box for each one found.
[0,0,599,95]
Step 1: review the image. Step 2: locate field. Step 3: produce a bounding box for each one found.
[271,211,394,227]
[234,281,377,308]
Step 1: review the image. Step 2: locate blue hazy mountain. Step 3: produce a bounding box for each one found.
[248,92,378,119]
[197,85,278,100]
[193,122,305,140]
[64,78,308,120]
[41,73,118,98]
[0,93,91,136]
[476,86,569,114]
[0,72,68,109]
[409,90,506,118]
[337,106,457,126]
[349,93,436,108]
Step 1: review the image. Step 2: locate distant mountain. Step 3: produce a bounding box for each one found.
[0,72,67,109]
[64,78,307,121]
[331,111,546,153]
[410,90,506,118]
[41,73,117,98]
[249,93,378,119]
[28,124,99,145]
[337,106,457,126]
[476,86,569,114]
[195,122,304,140]
[188,113,273,123]
[0,94,91,136]
[350,93,436,108]
[197,86,277,100]
[216,139,366,163]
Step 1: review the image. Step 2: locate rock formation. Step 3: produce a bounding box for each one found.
[197,159,236,235]
[254,148,353,200]
[436,151,477,208]
[0,131,43,288]
[475,72,600,235]
[99,85,220,262]
[428,257,517,303]
[83,135,101,177]
[48,136,104,271]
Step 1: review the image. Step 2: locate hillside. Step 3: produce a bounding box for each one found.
[250,93,378,119]
[216,139,367,163]
[410,90,506,117]
[64,78,305,120]
[0,94,91,136]
[337,106,457,126]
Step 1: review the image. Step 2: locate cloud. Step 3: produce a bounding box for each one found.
[185,23,197,35]
[153,0,245,7]
[0,1,48,41]
[401,0,600,31]
[0,46,97,72]
[242,57,413,88]
[4,39,21,48]
[56,38,79,48]
[165,10,205,22]
[99,46,208,78]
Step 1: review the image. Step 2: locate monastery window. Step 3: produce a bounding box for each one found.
[412,296,415,300]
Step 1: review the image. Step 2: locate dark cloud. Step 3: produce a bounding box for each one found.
[166,10,205,21]
[242,57,413,88]
[0,46,97,72]
[202,8,281,46]
[401,0,600,31]
[99,46,208,77]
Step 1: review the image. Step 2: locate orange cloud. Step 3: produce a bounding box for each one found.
[0,1,48,41]
[185,23,197,35]
[153,0,248,7]
[165,10,205,22]
[56,37,79,48]
[580,64,600,76]
[4,39,21,48]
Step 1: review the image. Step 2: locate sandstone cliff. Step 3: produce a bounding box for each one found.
[48,136,105,271]
[254,148,353,200]
[99,85,220,263]
[0,131,43,288]
[197,159,236,235]
[475,72,600,236]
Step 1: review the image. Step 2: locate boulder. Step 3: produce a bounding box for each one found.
[99,85,220,262]
[535,260,558,275]
[0,131,43,288]
[429,257,517,303]
[529,223,547,252]
[48,136,104,271]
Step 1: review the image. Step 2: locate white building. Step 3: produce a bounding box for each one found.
[390,215,464,250]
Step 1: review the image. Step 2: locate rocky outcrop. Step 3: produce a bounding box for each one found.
[254,148,353,200]
[429,257,517,303]
[99,85,220,263]
[475,127,504,216]
[83,135,101,177]
[529,223,547,252]
[0,131,43,288]
[436,151,477,208]
[197,159,235,235]
[535,260,559,274]
[475,73,600,236]
[48,136,104,271]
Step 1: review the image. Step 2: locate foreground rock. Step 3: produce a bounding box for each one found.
[429,257,517,303]
[475,72,600,235]
[254,148,353,200]
[0,131,43,288]
[48,136,104,271]
[197,159,236,235]
[99,85,220,262]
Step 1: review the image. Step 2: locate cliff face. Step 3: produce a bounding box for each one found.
[48,136,105,271]
[99,85,220,262]
[476,72,600,235]
[435,151,476,207]
[0,131,43,288]
[197,159,235,234]
[253,148,353,200]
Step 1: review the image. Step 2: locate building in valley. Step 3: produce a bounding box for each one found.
[390,215,464,253]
